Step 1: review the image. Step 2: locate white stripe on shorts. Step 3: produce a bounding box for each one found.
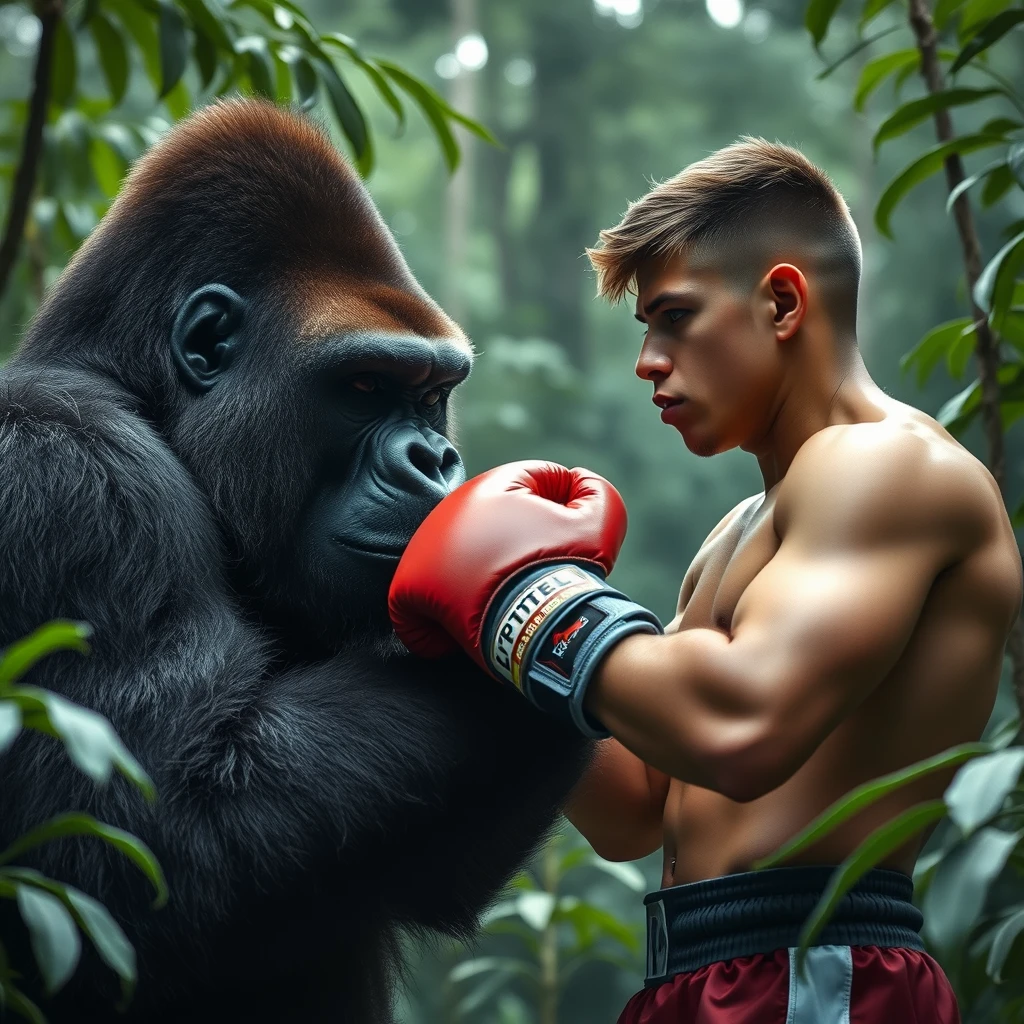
[786,945,853,1024]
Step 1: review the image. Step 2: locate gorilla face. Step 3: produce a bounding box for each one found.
[296,331,469,612]
[168,284,472,651]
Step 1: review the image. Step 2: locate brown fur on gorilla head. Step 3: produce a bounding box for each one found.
[26,98,465,380]
[21,99,472,648]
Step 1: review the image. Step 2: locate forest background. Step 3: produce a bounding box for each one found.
[0,0,1022,1021]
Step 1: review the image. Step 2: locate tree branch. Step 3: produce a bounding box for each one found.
[905,0,1024,721]
[0,0,63,305]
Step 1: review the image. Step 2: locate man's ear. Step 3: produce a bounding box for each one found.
[172,284,246,392]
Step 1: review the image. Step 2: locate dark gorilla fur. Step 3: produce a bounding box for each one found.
[0,100,591,1022]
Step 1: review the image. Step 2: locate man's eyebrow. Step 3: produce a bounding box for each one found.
[634,291,700,323]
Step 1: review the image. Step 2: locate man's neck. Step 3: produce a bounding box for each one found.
[749,346,885,492]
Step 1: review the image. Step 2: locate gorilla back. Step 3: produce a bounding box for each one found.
[0,100,590,1022]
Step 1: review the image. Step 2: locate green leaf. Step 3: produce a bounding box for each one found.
[449,956,536,984]
[445,106,501,148]
[0,622,90,689]
[860,0,901,27]
[587,857,646,892]
[973,228,1024,318]
[315,43,408,132]
[235,36,276,100]
[873,89,1001,153]
[89,131,125,197]
[558,900,641,953]
[193,28,218,90]
[10,686,155,802]
[53,17,77,108]
[946,321,977,379]
[1010,143,1024,188]
[157,0,189,98]
[178,0,235,52]
[277,45,317,110]
[959,0,1014,35]
[946,157,1007,213]
[805,0,844,48]
[945,748,1024,835]
[981,116,1023,136]
[988,906,1024,982]
[94,122,139,163]
[875,133,1010,239]
[15,885,80,995]
[377,59,460,173]
[109,0,162,93]
[0,985,46,1024]
[515,891,556,931]
[90,13,129,107]
[980,163,1015,207]
[815,25,902,82]
[855,50,919,113]
[1013,498,1024,528]
[271,47,291,103]
[937,377,980,433]
[77,0,101,28]
[923,827,1023,954]
[754,744,989,870]
[2,868,136,998]
[900,318,974,386]
[793,801,948,971]
[66,887,135,996]
[934,0,966,30]
[0,813,167,908]
[0,702,20,755]
[951,8,1024,72]
[311,56,371,175]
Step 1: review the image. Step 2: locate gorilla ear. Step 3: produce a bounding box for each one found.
[172,285,247,392]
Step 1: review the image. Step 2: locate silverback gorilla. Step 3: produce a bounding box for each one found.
[0,100,590,1022]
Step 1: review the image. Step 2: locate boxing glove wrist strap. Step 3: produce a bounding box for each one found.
[482,563,663,739]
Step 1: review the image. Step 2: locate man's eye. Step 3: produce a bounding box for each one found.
[666,309,691,324]
[350,374,381,393]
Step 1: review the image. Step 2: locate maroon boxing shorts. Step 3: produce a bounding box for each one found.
[618,866,959,1024]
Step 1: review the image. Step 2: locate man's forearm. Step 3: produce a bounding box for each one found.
[585,628,775,801]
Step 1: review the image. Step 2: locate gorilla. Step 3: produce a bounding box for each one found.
[0,100,589,1023]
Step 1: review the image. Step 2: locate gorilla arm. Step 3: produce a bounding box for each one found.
[0,372,587,993]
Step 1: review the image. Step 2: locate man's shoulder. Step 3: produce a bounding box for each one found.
[778,417,1004,553]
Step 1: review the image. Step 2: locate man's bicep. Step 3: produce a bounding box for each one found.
[731,536,940,731]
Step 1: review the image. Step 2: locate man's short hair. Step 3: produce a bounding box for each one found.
[587,137,863,335]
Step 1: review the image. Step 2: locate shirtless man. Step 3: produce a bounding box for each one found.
[389,138,1022,1023]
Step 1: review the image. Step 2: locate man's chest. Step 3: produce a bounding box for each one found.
[677,496,781,634]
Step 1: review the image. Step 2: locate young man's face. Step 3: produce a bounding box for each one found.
[633,252,782,458]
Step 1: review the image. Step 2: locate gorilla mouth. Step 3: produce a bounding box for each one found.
[332,536,406,560]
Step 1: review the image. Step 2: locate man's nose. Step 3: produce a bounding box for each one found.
[635,339,673,382]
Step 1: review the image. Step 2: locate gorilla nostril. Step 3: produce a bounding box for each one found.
[408,442,439,479]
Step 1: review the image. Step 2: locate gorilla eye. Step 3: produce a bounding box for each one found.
[421,389,444,408]
[349,374,381,394]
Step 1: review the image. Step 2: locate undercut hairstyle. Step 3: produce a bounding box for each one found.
[587,136,863,336]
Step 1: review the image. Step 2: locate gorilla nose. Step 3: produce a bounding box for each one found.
[385,423,465,500]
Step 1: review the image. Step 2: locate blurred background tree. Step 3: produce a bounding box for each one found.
[1,0,1023,1020]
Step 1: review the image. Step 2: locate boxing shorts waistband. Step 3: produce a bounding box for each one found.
[644,865,924,987]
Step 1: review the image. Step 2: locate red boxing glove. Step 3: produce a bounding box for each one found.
[388,461,627,668]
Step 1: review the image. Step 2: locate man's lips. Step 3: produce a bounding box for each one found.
[653,393,686,424]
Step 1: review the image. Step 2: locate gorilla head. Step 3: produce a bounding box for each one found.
[22,100,470,650]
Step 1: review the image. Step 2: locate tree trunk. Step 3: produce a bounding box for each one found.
[0,0,62,304]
